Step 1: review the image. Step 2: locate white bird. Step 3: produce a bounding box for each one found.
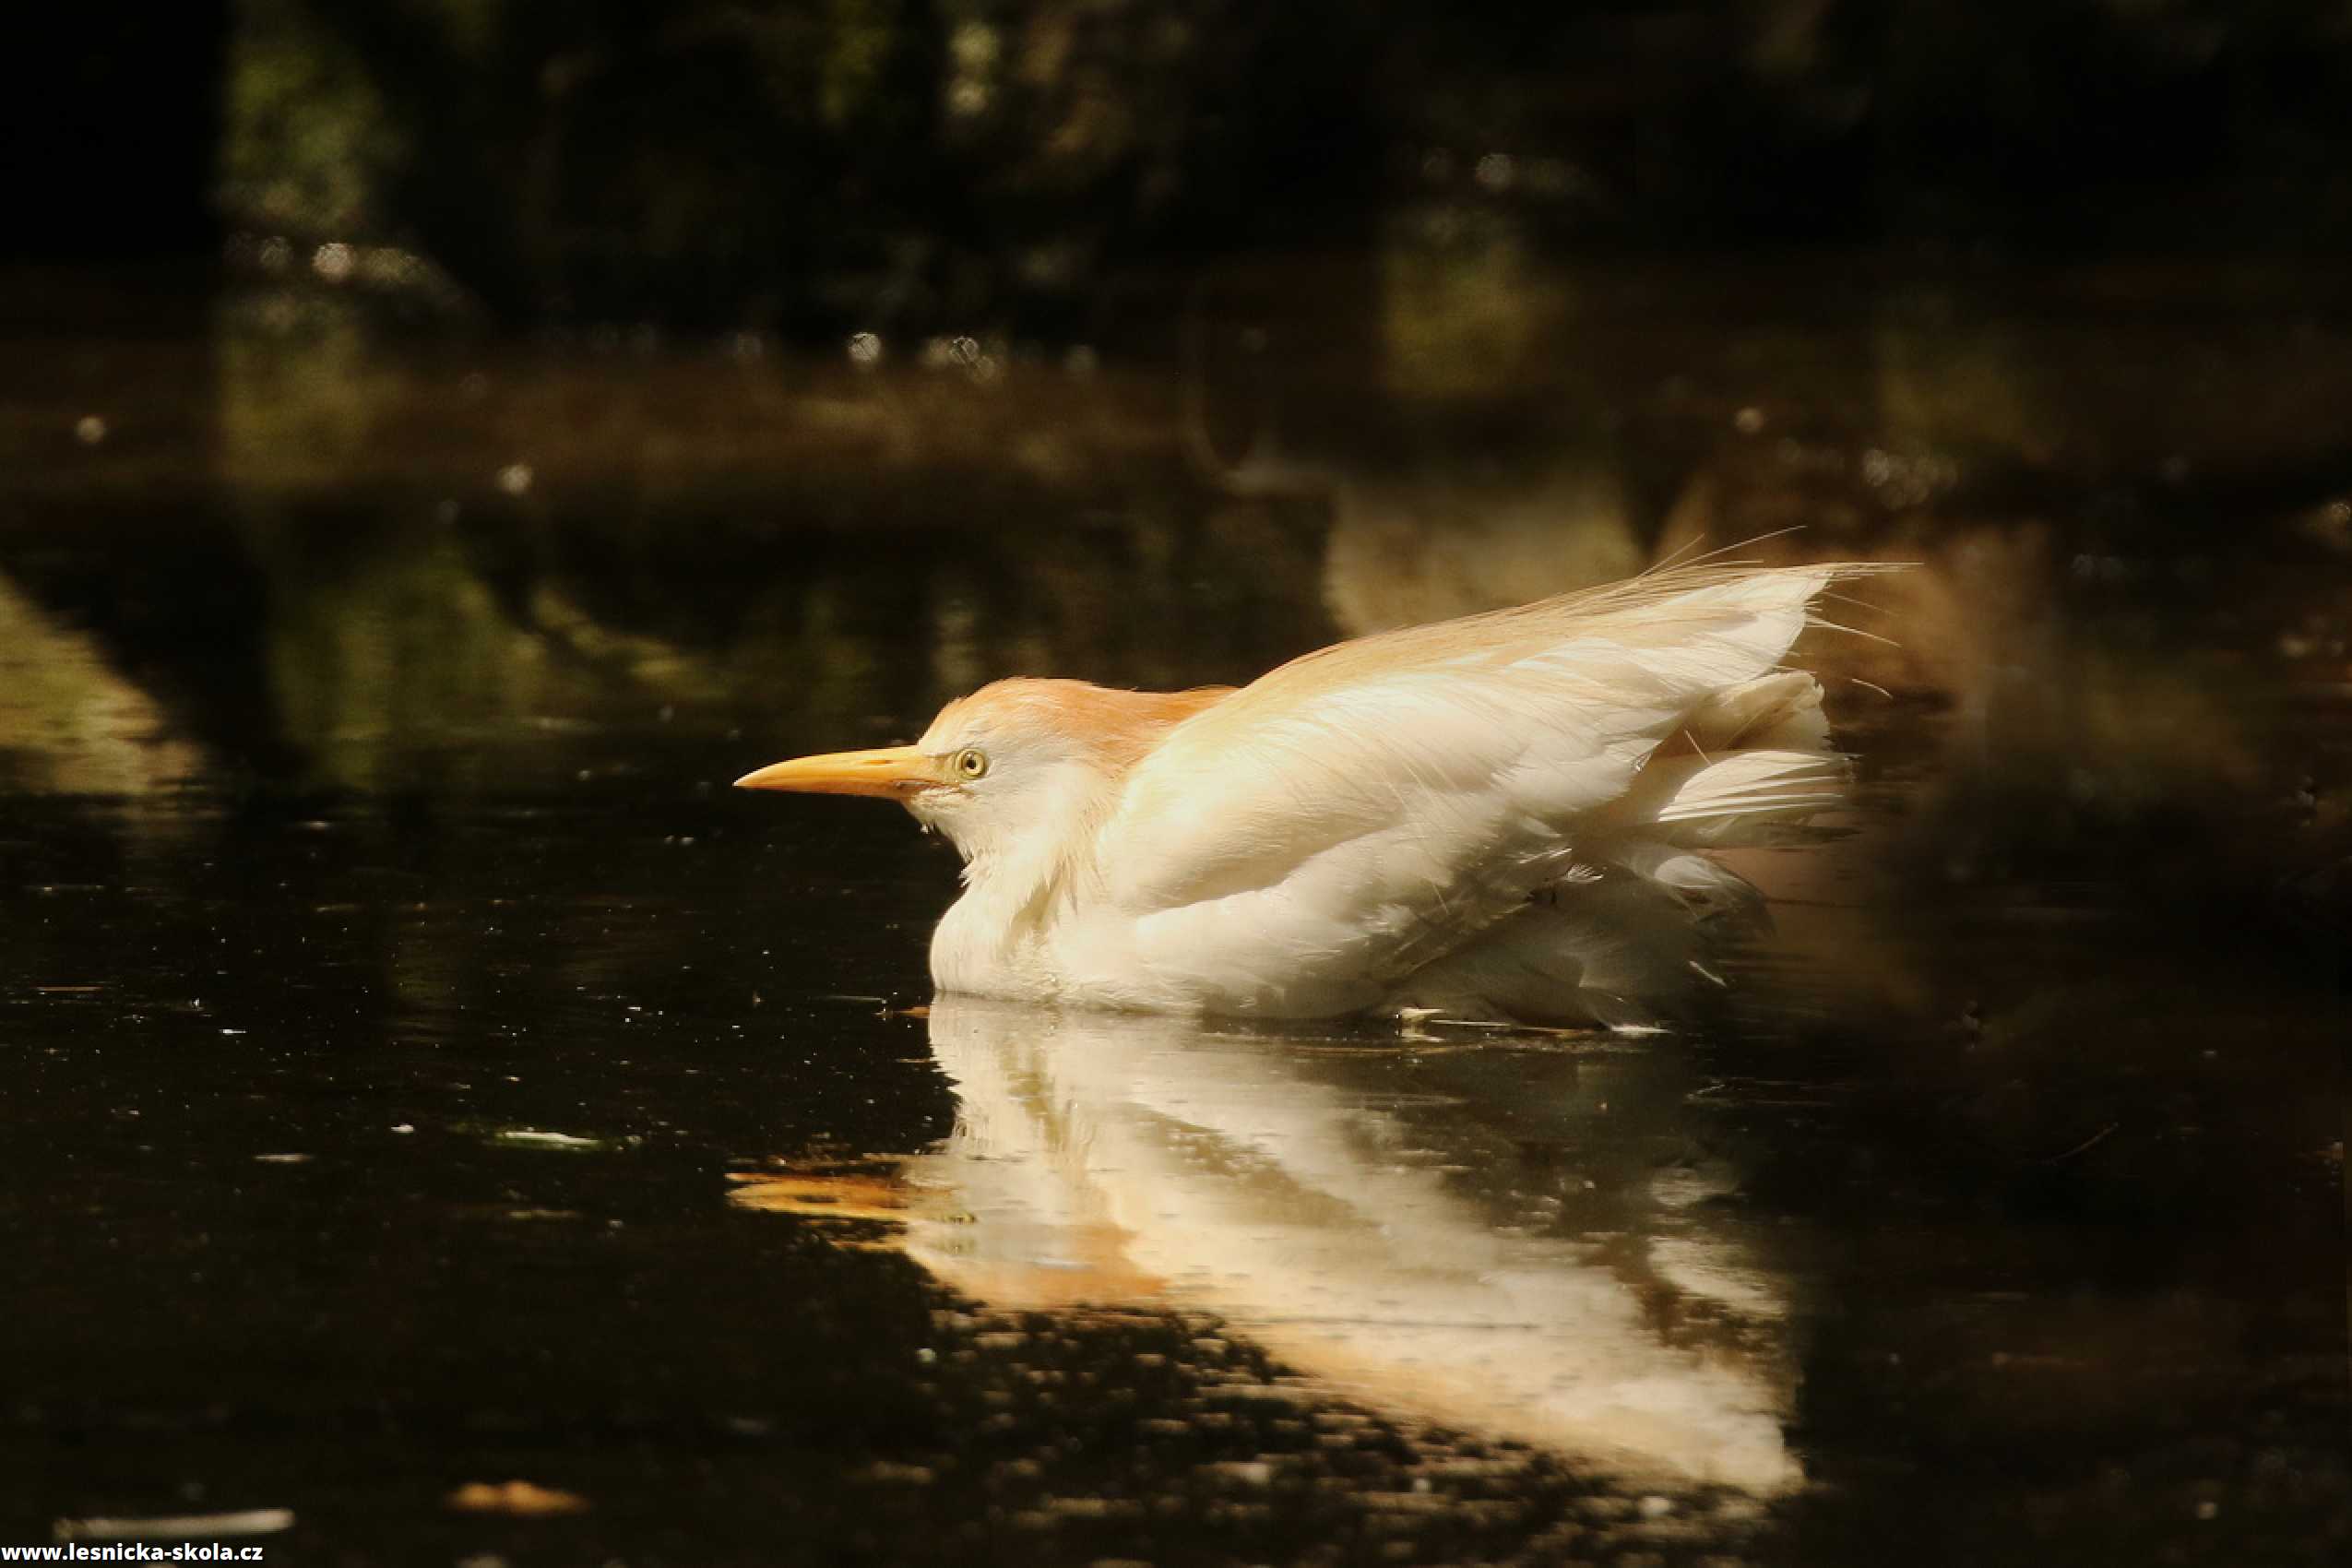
[736,560,1892,1021]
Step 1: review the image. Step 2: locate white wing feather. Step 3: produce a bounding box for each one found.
[1082,563,1878,1014]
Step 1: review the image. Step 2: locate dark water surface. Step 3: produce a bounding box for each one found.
[3,259,2346,1564]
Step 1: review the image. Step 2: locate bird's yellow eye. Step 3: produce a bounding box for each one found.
[953,747,989,779]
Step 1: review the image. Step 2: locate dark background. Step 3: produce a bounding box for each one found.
[10,1,2352,330]
[2,6,2347,1565]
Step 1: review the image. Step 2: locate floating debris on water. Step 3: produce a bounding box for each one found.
[496,1130,600,1149]
[446,1480,589,1515]
[55,1509,294,1541]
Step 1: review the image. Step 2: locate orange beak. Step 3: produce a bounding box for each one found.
[732,745,938,800]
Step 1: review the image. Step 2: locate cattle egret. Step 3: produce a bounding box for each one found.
[736,561,1894,1021]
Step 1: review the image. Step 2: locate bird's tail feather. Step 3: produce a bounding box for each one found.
[1589,666,1852,849]
[1642,749,1851,847]
[1678,671,1831,754]
[1599,838,1771,931]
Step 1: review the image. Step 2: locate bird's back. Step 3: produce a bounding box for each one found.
[1039,561,1892,1019]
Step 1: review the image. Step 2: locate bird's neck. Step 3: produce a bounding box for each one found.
[931,826,1092,1004]
[957,814,1093,925]
[938,771,1120,970]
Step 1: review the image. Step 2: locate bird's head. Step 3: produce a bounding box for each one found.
[735,678,1231,865]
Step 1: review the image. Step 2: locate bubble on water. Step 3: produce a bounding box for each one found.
[74,415,107,445]
[497,463,534,496]
[847,331,884,368]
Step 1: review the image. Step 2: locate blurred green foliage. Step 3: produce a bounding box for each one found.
[219,2,2352,330]
[221,0,407,237]
[220,0,1348,328]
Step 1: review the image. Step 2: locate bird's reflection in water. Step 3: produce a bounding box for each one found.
[741,998,1801,1496]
